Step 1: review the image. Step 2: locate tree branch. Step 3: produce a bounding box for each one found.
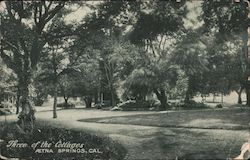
[5,2,13,18]
[4,41,20,54]
[0,50,15,71]
[44,2,65,24]
[19,37,29,54]
[34,6,38,25]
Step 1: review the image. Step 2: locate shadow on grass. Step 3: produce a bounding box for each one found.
[138,128,244,159]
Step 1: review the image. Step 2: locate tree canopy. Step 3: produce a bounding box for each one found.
[0,0,249,128]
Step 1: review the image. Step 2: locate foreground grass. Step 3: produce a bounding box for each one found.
[118,127,248,159]
[78,108,249,159]
[0,123,127,160]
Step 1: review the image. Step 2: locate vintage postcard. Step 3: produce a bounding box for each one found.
[0,0,249,160]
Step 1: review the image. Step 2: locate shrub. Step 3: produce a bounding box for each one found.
[118,100,156,111]
[0,102,15,114]
[0,102,14,109]
[57,102,75,109]
[176,100,209,109]
[215,104,223,108]
[94,100,111,108]
[0,108,12,115]
[33,98,45,106]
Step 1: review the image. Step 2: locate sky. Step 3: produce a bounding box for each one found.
[184,1,203,29]
[64,1,101,24]
[0,1,6,13]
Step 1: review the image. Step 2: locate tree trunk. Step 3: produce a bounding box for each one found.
[236,87,243,104]
[238,93,242,104]
[52,53,58,117]
[159,96,167,110]
[84,96,92,108]
[185,93,190,103]
[246,87,250,106]
[213,93,216,102]
[221,93,223,103]
[53,84,57,118]
[63,94,68,108]
[154,89,168,110]
[110,88,115,107]
[94,92,98,104]
[17,75,35,133]
[100,93,103,104]
[184,85,191,103]
[241,27,249,106]
[16,86,20,114]
[243,83,250,106]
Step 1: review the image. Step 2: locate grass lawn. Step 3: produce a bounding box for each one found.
[80,108,250,130]
[1,108,249,159]
[115,127,248,159]
[145,129,246,159]
[78,108,250,159]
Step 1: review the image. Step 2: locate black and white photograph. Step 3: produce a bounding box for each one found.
[0,0,249,159]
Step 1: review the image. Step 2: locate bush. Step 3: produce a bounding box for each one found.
[32,93,47,106]
[171,100,209,109]
[118,100,156,111]
[33,98,45,106]
[0,123,127,160]
[0,102,14,109]
[94,100,111,109]
[0,102,15,114]
[94,103,103,109]
[0,108,12,115]
[215,104,223,108]
[57,102,75,109]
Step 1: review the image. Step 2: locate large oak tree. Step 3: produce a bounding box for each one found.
[0,1,79,131]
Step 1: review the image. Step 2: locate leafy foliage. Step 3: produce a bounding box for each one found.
[202,0,248,35]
